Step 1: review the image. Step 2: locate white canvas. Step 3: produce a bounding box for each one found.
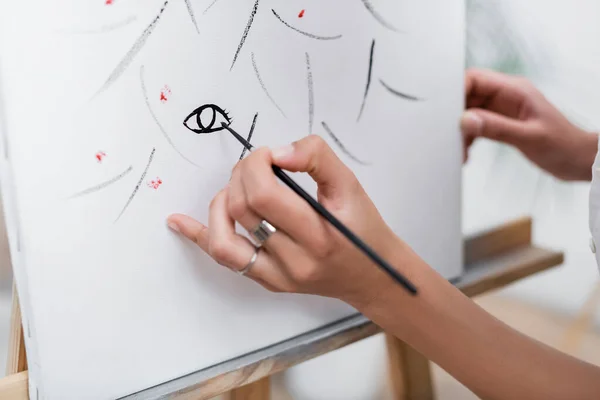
[0,1,464,398]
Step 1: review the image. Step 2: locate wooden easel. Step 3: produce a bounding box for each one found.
[0,217,563,399]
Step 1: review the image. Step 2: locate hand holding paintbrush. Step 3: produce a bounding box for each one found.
[221,124,417,295]
[169,131,417,302]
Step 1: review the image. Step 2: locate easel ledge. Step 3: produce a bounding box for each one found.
[0,217,564,400]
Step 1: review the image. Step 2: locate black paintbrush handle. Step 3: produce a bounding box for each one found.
[271,165,418,295]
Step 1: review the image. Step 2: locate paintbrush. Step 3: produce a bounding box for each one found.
[222,123,418,296]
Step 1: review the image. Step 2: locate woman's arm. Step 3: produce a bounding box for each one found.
[168,69,600,399]
[169,135,600,400]
[462,68,598,181]
[360,241,600,400]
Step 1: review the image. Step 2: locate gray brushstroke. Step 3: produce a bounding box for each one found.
[184,0,200,34]
[69,166,133,199]
[203,0,221,14]
[115,148,155,223]
[96,1,169,96]
[59,15,137,35]
[321,122,371,166]
[240,113,258,160]
[251,52,286,118]
[360,0,403,33]
[140,65,200,167]
[306,53,314,134]
[271,9,342,41]
[357,39,375,121]
[379,79,421,101]
[230,0,260,71]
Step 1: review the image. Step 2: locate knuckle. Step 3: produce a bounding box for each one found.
[247,187,275,211]
[209,196,219,211]
[312,239,336,260]
[209,190,225,211]
[292,263,320,284]
[193,225,209,246]
[305,134,327,151]
[228,197,247,220]
[208,240,231,264]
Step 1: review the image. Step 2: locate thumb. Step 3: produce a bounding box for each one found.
[271,135,358,198]
[461,109,532,146]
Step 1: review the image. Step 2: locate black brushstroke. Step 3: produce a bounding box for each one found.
[357,39,375,121]
[183,104,232,134]
[203,0,221,14]
[240,113,259,160]
[251,52,286,118]
[184,0,200,34]
[69,166,133,199]
[230,0,260,71]
[360,0,402,33]
[322,122,371,166]
[97,1,169,96]
[306,53,314,134]
[115,148,156,222]
[379,79,421,101]
[140,65,200,167]
[59,16,137,35]
[271,9,342,41]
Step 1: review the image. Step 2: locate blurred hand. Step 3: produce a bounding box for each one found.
[168,136,406,308]
[461,68,598,181]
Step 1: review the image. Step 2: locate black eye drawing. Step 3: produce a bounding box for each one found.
[183,104,232,134]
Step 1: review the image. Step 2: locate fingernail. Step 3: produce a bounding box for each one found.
[168,222,180,233]
[271,144,295,161]
[462,111,483,135]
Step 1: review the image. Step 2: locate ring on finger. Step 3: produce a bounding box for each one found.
[249,220,277,245]
[238,247,260,276]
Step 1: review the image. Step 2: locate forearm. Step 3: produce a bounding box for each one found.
[356,242,600,400]
[570,129,598,181]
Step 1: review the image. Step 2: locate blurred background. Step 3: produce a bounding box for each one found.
[2,0,600,398]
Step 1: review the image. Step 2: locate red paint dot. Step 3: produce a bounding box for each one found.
[147,178,163,190]
[160,85,172,103]
[96,151,107,163]
[298,9,305,18]
[105,0,113,5]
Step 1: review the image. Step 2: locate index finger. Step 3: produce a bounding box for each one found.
[465,68,528,119]
[239,147,330,252]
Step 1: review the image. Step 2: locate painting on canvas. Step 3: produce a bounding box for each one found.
[0,0,464,398]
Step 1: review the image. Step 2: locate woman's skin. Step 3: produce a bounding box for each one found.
[461,69,598,180]
[168,68,600,400]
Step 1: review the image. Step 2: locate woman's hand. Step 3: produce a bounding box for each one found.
[167,135,407,309]
[462,68,597,181]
